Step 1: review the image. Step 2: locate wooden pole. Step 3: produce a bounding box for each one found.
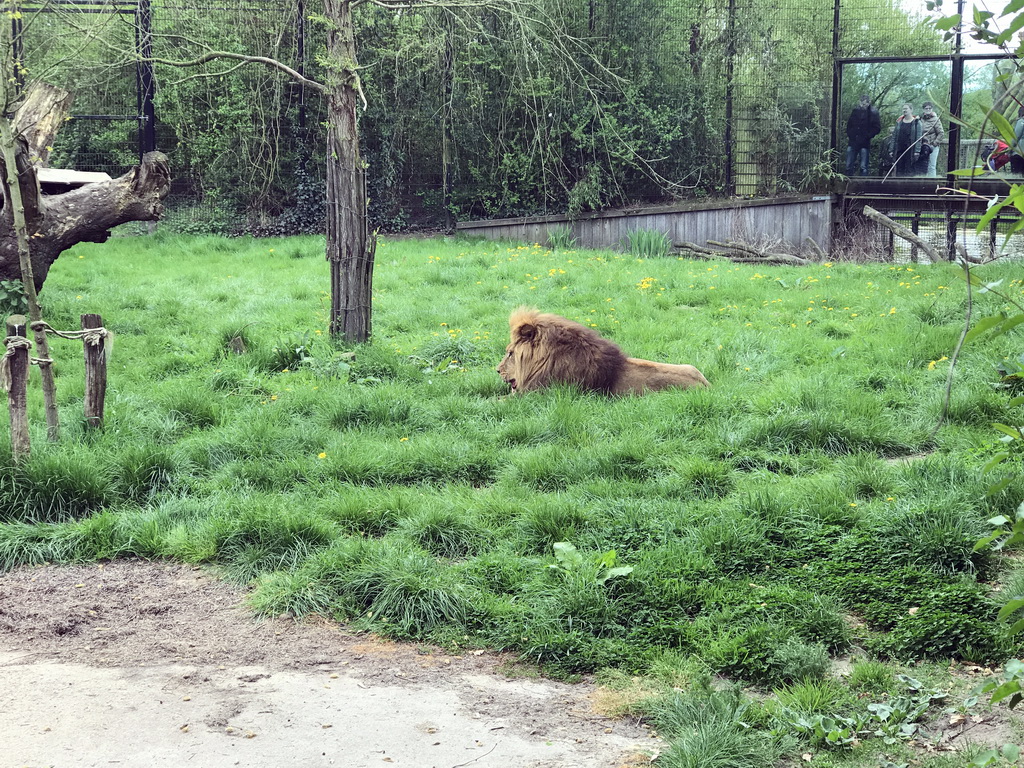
[5,314,30,459]
[81,314,106,429]
[0,115,59,441]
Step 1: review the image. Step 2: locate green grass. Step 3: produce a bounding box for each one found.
[2,233,1023,765]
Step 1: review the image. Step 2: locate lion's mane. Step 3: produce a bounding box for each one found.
[497,307,628,394]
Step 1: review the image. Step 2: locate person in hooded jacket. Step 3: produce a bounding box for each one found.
[919,102,945,176]
[893,103,923,176]
[845,94,882,176]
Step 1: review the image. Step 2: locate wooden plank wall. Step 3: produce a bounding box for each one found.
[455,196,832,255]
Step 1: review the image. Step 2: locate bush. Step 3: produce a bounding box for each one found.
[706,624,830,687]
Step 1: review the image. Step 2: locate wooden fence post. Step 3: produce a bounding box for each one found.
[81,314,107,430]
[5,314,30,459]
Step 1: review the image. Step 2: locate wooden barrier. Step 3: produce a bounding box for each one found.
[2,312,110,455]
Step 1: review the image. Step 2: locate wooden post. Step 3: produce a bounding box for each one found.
[81,314,106,430]
[5,314,30,459]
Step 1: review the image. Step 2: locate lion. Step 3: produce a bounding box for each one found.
[496,307,709,395]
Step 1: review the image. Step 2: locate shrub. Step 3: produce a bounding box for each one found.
[0,451,112,523]
[646,682,785,768]
[706,624,829,687]
[871,505,990,575]
[201,502,338,582]
[515,500,590,554]
[109,444,182,501]
[0,278,28,315]
[877,607,1009,664]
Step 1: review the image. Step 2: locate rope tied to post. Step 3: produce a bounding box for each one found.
[30,320,114,359]
[1,335,32,393]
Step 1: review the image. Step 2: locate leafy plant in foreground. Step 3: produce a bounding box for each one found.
[546,541,634,585]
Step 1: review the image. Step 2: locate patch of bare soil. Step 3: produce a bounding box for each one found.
[0,559,657,768]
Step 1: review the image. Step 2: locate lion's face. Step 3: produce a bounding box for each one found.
[497,344,521,393]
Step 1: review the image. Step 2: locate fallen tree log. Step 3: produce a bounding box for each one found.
[677,239,811,266]
[0,82,171,291]
[861,206,941,263]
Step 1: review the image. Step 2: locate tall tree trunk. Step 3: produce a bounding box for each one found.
[324,0,375,342]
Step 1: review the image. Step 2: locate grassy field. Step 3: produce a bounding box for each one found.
[2,232,1024,766]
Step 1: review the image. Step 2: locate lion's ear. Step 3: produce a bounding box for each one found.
[514,322,539,343]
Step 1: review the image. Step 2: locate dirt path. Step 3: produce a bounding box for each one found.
[0,560,657,768]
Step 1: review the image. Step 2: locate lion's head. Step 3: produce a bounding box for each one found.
[497,307,626,394]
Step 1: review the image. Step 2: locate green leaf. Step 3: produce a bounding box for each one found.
[998,314,1024,335]
[989,109,1018,144]
[1006,617,1024,635]
[989,678,1022,704]
[975,190,1016,231]
[975,531,1005,552]
[1002,744,1021,761]
[1001,599,1024,621]
[933,13,961,29]
[964,313,1007,344]
[991,423,1023,439]
[971,748,998,767]
[950,167,990,177]
[987,475,1014,495]
[982,452,1010,473]
[1003,0,1024,17]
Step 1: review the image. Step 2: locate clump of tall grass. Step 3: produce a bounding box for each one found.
[644,680,788,768]
[546,224,578,250]
[624,228,672,258]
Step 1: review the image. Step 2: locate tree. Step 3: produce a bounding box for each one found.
[0,81,171,290]
[139,0,615,342]
[0,7,172,444]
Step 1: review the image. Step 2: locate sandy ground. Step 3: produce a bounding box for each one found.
[0,560,658,768]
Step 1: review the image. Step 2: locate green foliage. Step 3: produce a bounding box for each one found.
[0,279,28,316]
[343,549,474,637]
[774,675,948,750]
[399,508,488,558]
[546,225,578,251]
[624,228,671,259]
[4,235,1023,767]
[848,659,896,694]
[646,681,786,768]
[546,542,634,585]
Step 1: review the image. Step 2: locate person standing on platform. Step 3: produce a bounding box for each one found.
[845,94,882,176]
[919,101,945,176]
[893,103,923,176]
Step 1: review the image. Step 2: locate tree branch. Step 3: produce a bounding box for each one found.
[146,52,328,95]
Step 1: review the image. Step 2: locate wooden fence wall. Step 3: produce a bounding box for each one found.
[456,195,833,254]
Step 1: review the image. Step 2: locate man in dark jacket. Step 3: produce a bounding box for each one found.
[846,94,882,176]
